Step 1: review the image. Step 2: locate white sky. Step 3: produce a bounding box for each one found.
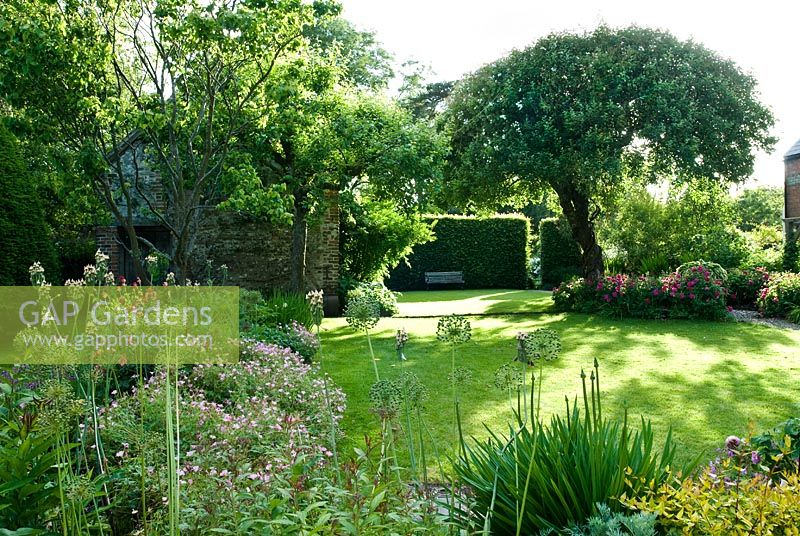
[340,0,800,189]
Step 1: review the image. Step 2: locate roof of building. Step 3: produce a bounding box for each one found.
[786,137,800,159]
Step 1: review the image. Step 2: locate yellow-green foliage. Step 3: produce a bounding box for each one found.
[625,459,800,535]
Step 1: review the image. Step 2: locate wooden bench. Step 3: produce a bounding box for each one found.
[424,271,465,289]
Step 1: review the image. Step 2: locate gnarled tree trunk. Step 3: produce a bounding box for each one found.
[289,202,309,293]
[553,182,604,281]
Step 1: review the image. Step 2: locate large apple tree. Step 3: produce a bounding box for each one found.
[443,26,775,279]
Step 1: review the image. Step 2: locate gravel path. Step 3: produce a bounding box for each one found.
[731,309,800,330]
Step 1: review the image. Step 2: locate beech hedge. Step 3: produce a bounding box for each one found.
[386,214,530,290]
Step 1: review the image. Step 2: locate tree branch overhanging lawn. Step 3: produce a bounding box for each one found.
[322,290,800,474]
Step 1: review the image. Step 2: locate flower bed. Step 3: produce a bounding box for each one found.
[100,341,346,532]
[757,271,800,318]
[727,267,770,309]
[553,263,730,320]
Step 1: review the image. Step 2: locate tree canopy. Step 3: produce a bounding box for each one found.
[443,26,775,278]
[735,185,783,232]
[0,0,341,281]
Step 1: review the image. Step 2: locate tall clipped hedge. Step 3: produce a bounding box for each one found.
[387,214,530,290]
[540,217,581,288]
[0,123,59,285]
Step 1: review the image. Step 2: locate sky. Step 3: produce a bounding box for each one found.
[340,0,800,189]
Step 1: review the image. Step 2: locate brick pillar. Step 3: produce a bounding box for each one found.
[785,156,800,219]
[321,189,341,316]
[95,226,121,276]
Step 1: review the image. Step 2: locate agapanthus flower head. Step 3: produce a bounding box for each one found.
[344,293,380,331]
[436,314,472,344]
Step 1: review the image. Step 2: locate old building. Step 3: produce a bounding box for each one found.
[784,137,800,238]
[95,132,340,310]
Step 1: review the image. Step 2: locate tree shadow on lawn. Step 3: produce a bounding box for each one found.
[530,314,799,363]
[603,358,800,464]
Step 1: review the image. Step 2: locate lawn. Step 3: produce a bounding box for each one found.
[321,289,800,472]
[396,288,554,316]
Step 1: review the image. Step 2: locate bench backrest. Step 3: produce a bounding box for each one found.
[425,271,464,283]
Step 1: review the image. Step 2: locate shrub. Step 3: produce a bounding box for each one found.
[340,194,434,281]
[244,321,320,363]
[540,217,582,288]
[783,228,799,271]
[346,281,400,316]
[0,381,90,532]
[741,224,783,271]
[726,268,770,309]
[750,417,800,475]
[545,504,657,536]
[625,460,800,534]
[681,226,748,269]
[0,121,59,284]
[757,272,800,318]
[454,366,682,533]
[239,288,265,330]
[101,342,346,533]
[259,289,316,328]
[676,260,727,284]
[387,214,530,290]
[553,263,730,320]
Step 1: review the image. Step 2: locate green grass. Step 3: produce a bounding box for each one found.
[396,289,553,316]
[321,289,800,474]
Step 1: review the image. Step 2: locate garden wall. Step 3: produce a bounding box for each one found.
[190,190,340,295]
[386,214,530,290]
[97,194,341,297]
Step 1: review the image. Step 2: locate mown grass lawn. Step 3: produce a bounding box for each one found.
[321,289,800,472]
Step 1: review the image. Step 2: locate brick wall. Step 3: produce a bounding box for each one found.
[786,156,800,219]
[95,226,121,275]
[190,190,340,296]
